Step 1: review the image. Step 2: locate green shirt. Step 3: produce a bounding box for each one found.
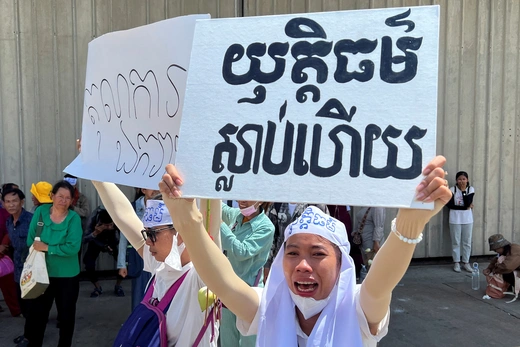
[27,204,82,277]
[220,203,274,286]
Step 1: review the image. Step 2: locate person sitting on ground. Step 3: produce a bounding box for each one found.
[158,156,451,346]
[83,207,125,297]
[30,181,53,212]
[483,234,520,290]
[92,182,219,346]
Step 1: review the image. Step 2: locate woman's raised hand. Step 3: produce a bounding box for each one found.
[398,155,452,225]
[159,164,194,202]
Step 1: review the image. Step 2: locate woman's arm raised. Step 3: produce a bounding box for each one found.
[359,156,451,334]
[91,181,145,257]
[159,165,259,324]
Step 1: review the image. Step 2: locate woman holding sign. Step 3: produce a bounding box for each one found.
[91,182,219,347]
[158,156,451,346]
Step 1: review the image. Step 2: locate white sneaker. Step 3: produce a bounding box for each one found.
[463,263,473,272]
[453,263,461,272]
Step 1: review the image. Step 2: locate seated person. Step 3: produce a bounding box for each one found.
[83,207,124,297]
[484,234,520,289]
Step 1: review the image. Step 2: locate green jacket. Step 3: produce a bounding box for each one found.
[221,203,274,286]
[27,204,82,277]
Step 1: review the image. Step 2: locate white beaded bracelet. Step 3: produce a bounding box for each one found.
[391,218,423,244]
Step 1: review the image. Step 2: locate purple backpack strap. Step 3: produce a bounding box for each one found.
[142,276,156,302]
[253,268,262,287]
[156,270,190,311]
[192,304,218,347]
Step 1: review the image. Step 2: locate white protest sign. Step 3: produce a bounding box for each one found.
[65,14,210,189]
[175,6,439,208]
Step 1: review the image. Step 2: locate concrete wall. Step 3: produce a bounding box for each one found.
[0,0,518,259]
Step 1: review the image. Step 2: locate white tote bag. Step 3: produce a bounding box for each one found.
[20,214,50,300]
[20,237,50,299]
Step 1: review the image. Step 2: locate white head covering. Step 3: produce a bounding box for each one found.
[142,200,174,228]
[142,199,183,271]
[257,206,363,346]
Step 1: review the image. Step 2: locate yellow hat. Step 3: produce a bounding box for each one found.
[30,181,53,204]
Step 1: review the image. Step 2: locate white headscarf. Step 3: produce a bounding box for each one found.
[257,206,363,346]
[143,200,183,271]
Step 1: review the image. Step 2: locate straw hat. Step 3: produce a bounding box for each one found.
[30,181,53,204]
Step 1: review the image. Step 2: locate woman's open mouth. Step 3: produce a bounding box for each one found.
[295,281,318,295]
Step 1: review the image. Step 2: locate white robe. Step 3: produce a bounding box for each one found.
[143,245,219,347]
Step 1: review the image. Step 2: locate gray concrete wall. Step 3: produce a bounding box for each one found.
[0,0,519,259]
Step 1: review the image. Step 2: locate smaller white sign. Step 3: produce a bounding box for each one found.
[65,14,210,189]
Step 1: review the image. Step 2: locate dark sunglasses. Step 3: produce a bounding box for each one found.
[141,225,174,244]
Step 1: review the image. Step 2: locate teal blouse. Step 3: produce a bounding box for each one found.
[220,203,275,286]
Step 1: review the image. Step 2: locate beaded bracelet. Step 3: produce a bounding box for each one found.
[391,218,423,244]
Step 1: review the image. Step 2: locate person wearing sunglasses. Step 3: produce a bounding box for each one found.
[91,181,219,347]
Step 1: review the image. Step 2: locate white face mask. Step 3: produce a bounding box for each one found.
[177,241,186,255]
[164,234,183,271]
[289,290,332,320]
[240,202,258,217]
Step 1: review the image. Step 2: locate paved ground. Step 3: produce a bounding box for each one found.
[1,262,519,346]
[380,262,520,346]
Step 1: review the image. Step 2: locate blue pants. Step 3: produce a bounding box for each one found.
[130,270,152,310]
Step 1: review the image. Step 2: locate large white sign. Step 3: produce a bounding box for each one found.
[175,6,440,208]
[65,14,210,189]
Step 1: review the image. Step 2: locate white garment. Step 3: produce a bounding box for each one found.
[236,286,389,347]
[143,245,218,347]
[449,223,473,263]
[449,186,474,224]
[253,206,368,346]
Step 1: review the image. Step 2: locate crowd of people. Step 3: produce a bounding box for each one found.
[5,156,517,347]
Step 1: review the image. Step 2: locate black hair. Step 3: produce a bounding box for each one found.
[134,188,145,202]
[52,180,75,201]
[151,193,163,201]
[63,174,77,179]
[502,244,511,256]
[98,209,113,224]
[455,171,471,188]
[1,188,25,202]
[1,183,19,194]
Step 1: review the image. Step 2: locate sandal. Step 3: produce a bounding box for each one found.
[15,338,30,347]
[90,286,103,298]
[114,285,125,297]
[13,335,25,344]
